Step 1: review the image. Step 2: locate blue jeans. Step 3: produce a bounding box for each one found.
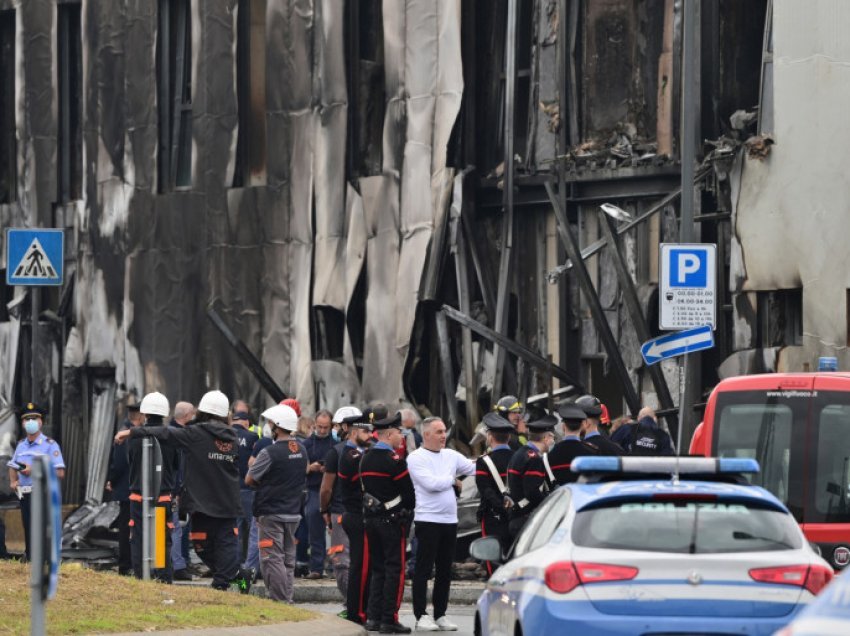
[237,489,259,571]
[171,507,186,571]
[305,489,326,574]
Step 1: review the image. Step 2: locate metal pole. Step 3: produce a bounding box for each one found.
[31,288,38,401]
[677,354,688,455]
[680,0,697,242]
[492,0,518,397]
[30,459,45,636]
[141,438,151,581]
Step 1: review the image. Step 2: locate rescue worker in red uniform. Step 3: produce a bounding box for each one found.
[475,412,515,574]
[360,409,415,634]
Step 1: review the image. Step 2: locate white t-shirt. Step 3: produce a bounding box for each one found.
[407,447,476,524]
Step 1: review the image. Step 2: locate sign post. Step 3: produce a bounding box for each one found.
[29,456,62,636]
[5,228,64,401]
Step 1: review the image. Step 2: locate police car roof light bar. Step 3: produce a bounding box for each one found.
[571,456,760,475]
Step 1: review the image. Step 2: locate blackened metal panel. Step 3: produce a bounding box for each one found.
[360,174,402,403]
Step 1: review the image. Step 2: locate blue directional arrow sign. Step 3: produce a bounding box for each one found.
[5,228,64,286]
[641,325,714,366]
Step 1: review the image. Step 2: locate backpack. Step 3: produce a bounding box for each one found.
[628,421,666,456]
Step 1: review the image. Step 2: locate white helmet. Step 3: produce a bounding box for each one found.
[333,405,362,424]
[140,392,170,417]
[198,390,230,418]
[261,404,298,432]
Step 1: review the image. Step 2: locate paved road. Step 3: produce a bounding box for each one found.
[301,603,476,636]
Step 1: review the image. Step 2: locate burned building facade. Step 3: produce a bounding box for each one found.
[1,0,831,504]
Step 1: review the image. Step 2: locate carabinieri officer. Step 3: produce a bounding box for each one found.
[7,403,65,560]
[360,407,415,634]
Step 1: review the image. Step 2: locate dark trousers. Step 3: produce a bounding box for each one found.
[481,514,510,576]
[412,521,456,620]
[305,489,326,573]
[116,500,132,573]
[129,498,174,582]
[236,489,255,565]
[508,513,530,543]
[342,512,370,624]
[20,493,31,560]
[365,517,407,625]
[189,512,239,589]
[0,510,9,556]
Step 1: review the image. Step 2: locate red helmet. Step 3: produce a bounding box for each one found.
[279,398,302,417]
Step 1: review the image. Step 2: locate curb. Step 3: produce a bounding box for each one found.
[110,614,365,636]
[176,579,484,604]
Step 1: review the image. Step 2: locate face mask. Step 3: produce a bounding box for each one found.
[331,430,339,442]
[24,420,40,435]
[262,423,273,439]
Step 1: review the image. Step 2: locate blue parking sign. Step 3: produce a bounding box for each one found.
[669,248,708,287]
[5,228,64,286]
[659,243,716,330]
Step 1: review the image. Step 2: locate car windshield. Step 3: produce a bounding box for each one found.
[572,500,802,554]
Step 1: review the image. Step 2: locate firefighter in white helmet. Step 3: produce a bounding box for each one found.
[116,390,250,592]
[245,404,307,603]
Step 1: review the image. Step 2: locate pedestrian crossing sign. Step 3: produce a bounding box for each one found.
[5,228,64,286]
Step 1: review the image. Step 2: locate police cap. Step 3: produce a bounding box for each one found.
[371,411,402,431]
[526,414,558,432]
[575,394,603,417]
[482,411,514,432]
[20,402,46,419]
[557,403,587,422]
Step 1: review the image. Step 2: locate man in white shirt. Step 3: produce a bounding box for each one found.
[406,417,476,632]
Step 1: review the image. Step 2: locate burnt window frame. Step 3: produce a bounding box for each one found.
[232,0,267,188]
[0,8,16,204]
[344,0,385,179]
[756,288,803,348]
[57,1,83,203]
[157,0,193,192]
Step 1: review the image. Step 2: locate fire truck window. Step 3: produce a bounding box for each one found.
[815,405,850,517]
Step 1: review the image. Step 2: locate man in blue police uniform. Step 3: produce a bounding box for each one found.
[7,403,65,560]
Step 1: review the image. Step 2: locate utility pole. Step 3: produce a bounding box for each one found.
[679,0,702,449]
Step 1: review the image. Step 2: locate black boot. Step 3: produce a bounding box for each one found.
[379,622,411,634]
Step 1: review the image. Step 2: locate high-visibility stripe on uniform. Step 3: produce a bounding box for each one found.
[259,538,273,548]
[189,532,207,541]
[129,493,143,502]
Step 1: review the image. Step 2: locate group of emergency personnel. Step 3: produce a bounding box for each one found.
[474,394,673,570]
[1,387,672,635]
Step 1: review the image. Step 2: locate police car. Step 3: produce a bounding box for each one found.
[776,568,850,635]
[471,457,832,636]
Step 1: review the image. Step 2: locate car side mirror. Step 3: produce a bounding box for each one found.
[470,536,503,564]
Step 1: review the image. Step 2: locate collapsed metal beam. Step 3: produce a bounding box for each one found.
[544,182,642,416]
[441,304,584,391]
[596,209,678,433]
[435,311,461,436]
[206,303,287,403]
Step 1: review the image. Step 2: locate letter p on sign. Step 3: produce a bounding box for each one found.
[670,249,706,287]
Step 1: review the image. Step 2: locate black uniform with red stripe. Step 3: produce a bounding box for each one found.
[337,441,370,625]
[582,432,624,456]
[359,442,415,626]
[475,445,513,573]
[533,436,596,489]
[507,443,547,538]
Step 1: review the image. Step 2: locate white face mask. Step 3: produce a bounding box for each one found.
[262,423,273,439]
[24,420,40,435]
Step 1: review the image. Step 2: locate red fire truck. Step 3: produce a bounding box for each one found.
[689,372,850,570]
